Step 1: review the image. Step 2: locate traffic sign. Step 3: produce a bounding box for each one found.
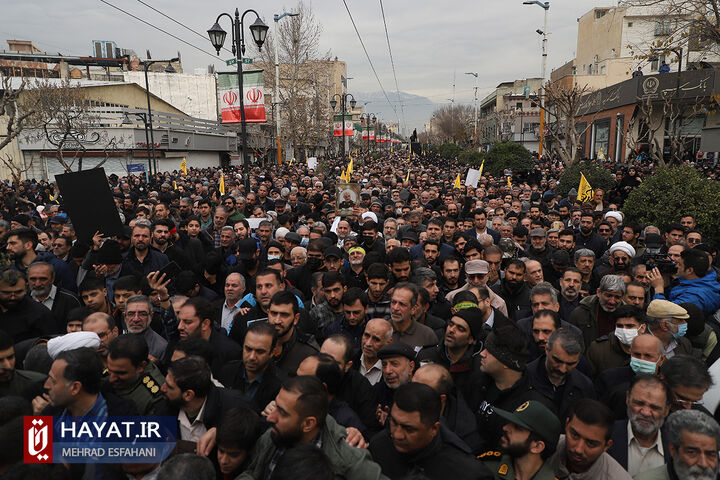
[225,58,253,66]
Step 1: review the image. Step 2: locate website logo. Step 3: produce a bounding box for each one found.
[24,416,53,463]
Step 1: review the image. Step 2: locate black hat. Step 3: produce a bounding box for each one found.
[400,231,419,244]
[96,240,122,265]
[324,245,343,259]
[117,225,133,240]
[452,307,485,341]
[285,232,302,245]
[236,238,258,260]
[484,327,530,372]
[70,242,89,259]
[377,343,416,361]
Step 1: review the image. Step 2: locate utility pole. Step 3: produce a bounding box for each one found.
[524,1,550,157]
[466,72,479,150]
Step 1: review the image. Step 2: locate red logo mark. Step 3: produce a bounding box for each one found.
[24,416,53,463]
[246,88,262,103]
[223,91,238,105]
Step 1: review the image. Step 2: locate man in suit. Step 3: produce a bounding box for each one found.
[27,261,81,333]
[607,374,672,477]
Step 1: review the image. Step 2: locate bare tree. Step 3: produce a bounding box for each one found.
[624,0,720,65]
[430,104,474,145]
[21,79,122,172]
[543,82,607,166]
[253,1,333,161]
[626,91,708,167]
[0,75,36,183]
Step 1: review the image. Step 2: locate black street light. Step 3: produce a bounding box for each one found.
[360,113,375,153]
[142,57,179,177]
[330,93,356,160]
[208,9,269,171]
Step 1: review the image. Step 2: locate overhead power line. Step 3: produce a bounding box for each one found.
[340,0,398,120]
[134,0,233,56]
[99,0,219,59]
[378,0,406,133]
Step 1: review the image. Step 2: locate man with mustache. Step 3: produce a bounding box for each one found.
[634,409,720,480]
[549,399,632,479]
[607,374,671,477]
[569,275,626,350]
[492,260,532,322]
[558,268,582,321]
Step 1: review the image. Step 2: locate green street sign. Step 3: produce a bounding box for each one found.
[226,58,253,66]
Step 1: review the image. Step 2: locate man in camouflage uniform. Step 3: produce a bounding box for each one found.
[105,334,165,415]
[480,400,561,480]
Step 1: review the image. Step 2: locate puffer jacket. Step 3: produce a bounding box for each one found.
[655,270,720,316]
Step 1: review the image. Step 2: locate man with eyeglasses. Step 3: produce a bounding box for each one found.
[124,294,167,361]
[658,355,712,413]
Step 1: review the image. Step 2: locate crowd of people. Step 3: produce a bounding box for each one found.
[1,149,720,480]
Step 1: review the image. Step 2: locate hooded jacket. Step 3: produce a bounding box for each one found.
[654,269,720,316]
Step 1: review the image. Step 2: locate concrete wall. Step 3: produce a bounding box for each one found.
[124,72,217,120]
[576,7,625,76]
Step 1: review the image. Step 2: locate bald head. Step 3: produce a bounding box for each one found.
[366,318,393,341]
[413,363,453,395]
[82,312,117,356]
[631,334,665,364]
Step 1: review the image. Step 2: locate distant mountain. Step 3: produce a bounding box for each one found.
[353,91,436,137]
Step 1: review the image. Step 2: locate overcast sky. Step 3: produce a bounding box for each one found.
[5,0,617,108]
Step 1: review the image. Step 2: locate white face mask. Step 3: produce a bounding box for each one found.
[614,327,639,346]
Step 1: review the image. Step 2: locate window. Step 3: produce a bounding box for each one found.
[516,102,523,109]
[655,20,673,36]
[595,9,607,19]
[650,54,666,71]
[593,118,611,159]
[627,22,633,27]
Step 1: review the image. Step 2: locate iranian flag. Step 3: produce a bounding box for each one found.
[362,127,369,140]
[218,70,266,123]
[333,114,354,136]
[369,129,375,141]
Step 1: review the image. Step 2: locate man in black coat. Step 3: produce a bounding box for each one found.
[526,327,595,422]
[217,321,283,413]
[463,208,500,244]
[491,259,532,322]
[0,269,56,342]
[369,382,492,480]
[27,262,81,333]
[159,356,252,442]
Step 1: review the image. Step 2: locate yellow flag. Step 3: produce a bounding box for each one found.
[454,174,461,189]
[479,159,485,176]
[405,171,410,183]
[578,172,595,203]
[507,176,512,188]
[173,181,177,190]
[220,174,225,195]
[180,157,187,174]
[348,156,354,174]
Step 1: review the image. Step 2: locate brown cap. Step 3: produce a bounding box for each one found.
[465,260,489,275]
[646,299,689,320]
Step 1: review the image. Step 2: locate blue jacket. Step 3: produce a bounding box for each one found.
[13,251,77,293]
[654,269,720,316]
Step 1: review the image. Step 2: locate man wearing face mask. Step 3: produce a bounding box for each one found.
[586,305,646,376]
[286,239,326,301]
[595,334,666,420]
[644,299,693,359]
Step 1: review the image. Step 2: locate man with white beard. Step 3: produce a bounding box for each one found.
[634,409,720,480]
[569,275,626,350]
[607,374,671,477]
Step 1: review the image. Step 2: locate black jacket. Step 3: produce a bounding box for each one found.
[47,287,82,333]
[595,365,635,420]
[526,355,596,421]
[369,424,493,480]
[121,247,169,279]
[217,360,283,413]
[607,419,671,470]
[1,296,56,344]
[492,281,532,322]
[464,227,500,245]
[207,326,243,377]
[158,384,252,433]
[274,329,320,376]
[338,368,381,437]
[443,390,482,454]
[469,370,552,452]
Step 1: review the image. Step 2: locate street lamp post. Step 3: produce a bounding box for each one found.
[208,8,269,171]
[523,0,549,157]
[330,93,356,161]
[465,72,479,150]
[142,58,178,176]
[273,11,298,165]
[361,113,375,153]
